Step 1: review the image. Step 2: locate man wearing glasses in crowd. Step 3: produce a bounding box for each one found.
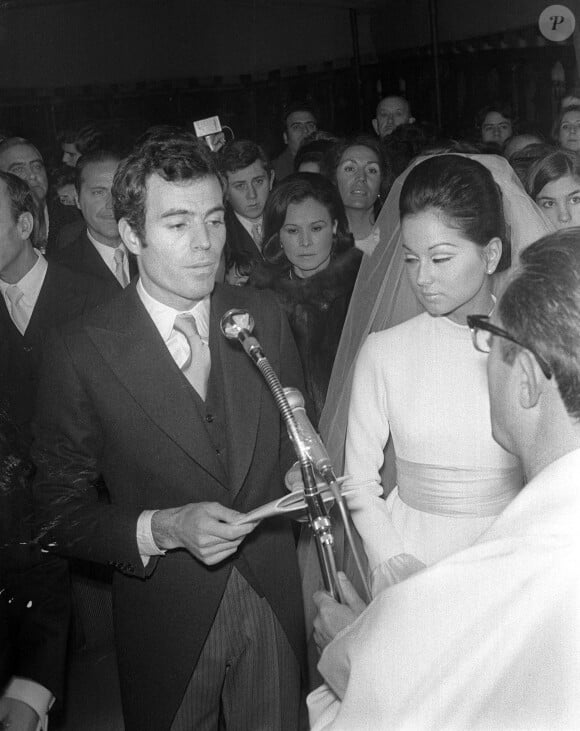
[308,229,580,730]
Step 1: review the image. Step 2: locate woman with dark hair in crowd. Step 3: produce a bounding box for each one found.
[59,123,105,167]
[294,131,337,174]
[250,173,361,422]
[327,134,392,255]
[507,142,555,187]
[526,148,580,230]
[294,139,334,175]
[552,104,580,156]
[320,155,550,597]
[503,129,544,160]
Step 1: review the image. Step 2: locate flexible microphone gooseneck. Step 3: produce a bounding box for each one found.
[221,308,343,602]
[283,388,371,603]
[221,308,371,604]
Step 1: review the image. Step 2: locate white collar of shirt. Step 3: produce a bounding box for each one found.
[234,211,262,241]
[86,229,129,280]
[0,251,48,333]
[136,279,210,368]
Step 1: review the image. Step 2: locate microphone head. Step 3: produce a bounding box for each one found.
[220,309,255,340]
[283,387,305,410]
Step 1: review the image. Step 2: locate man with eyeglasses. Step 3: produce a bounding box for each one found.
[307,229,580,729]
[272,101,317,182]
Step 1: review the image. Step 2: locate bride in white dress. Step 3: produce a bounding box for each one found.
[338,154,548,596]
[298,153,551,677]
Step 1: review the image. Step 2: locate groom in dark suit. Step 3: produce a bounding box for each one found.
[32,131,306,730]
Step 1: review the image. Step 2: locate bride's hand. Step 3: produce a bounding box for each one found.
[312,572,367,651]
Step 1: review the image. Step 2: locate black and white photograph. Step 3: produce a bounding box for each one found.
[1,1,579,729]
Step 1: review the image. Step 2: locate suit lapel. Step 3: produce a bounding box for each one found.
[25,264,81,340]
[86,285,227,487]
[210,287,262,498]
[226,207,263,262]
[80,234,122,288]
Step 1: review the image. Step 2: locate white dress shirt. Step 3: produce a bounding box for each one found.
[86,230,130,286]
[135,278,211,561]
[3,677,52,730]
[0,251,48,334]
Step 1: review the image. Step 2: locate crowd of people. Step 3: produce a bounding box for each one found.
[1,88,580,731]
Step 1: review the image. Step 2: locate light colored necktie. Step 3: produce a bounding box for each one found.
[5,284,28,333]
[173,313,210,400]
[113,247,129,288]
[251,222,263,248]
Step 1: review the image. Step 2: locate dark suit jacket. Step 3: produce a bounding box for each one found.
[53,230,137,299]
[223,206,264,277]
[0,406,70,703]
[32,282,307,730]
[272,147,295,182]
[45,200,83,259]
[0,261,108,446]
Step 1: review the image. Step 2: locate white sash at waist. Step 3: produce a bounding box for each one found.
[396,457,523,517]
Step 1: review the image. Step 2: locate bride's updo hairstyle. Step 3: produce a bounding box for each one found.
[399,154,510,271]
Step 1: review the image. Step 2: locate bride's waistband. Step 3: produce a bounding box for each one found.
[396,458,523,517]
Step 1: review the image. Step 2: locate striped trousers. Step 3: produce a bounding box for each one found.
[171,567,302,731]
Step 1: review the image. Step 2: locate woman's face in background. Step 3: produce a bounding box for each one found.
[535,174,580,230]
[280,196,337,278]
[558,110,580,153]
[335,145,382,213]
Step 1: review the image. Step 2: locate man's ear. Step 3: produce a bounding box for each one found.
[220,173,231,201]
[17,212,34,240]
[372,118,379,136]
[268,169,275,190]
[283,131,288,146]
[408,117,416,125]
[516,349,544,410]
[118,218,141,256]
[484,237,502,275]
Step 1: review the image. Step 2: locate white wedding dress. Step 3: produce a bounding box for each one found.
[344,311,522,595]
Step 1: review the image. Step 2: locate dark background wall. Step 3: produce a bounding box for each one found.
[0,0,577,158]
[0,0,375,88]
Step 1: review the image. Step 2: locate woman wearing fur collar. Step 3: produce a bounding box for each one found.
[250,173,361,423]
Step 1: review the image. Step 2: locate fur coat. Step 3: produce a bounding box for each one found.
[251,248,362,424]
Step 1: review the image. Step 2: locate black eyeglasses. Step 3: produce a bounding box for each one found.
[466,314,552,380]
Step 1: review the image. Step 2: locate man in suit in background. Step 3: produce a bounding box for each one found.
[32,132,306,730]
[272,101,317,182]
[218,139,274,284]
[54,149,137,297]
[0,138,53,254]
[371,95,415,140]
[0,171,105,445]
[0,171,87,730]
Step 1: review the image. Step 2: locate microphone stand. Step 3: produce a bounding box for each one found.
[221,309,345,602]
